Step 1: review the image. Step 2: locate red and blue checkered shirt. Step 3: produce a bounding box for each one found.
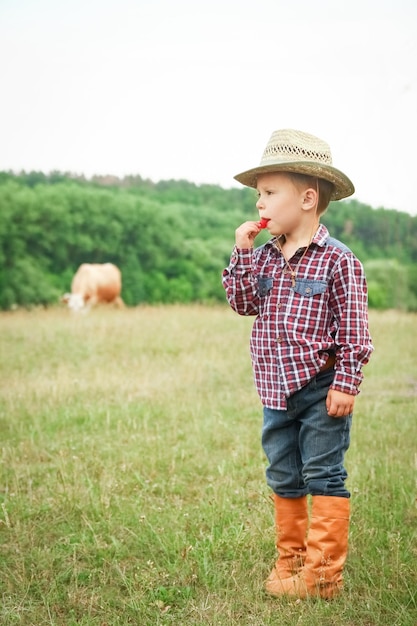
[222,224,374,410]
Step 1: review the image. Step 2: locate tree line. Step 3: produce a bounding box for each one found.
[0,170,416,310]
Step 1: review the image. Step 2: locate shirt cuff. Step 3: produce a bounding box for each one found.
[330,371,362,396]
[228,245,254,270]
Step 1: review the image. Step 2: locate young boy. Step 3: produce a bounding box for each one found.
[222,129,373,599]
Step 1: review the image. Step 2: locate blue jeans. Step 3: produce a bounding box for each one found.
[261,370,352,498]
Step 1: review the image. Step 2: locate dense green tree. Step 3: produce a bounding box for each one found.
[0,171,416,310]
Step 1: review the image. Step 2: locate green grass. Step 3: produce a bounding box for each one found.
[0,305,416,625]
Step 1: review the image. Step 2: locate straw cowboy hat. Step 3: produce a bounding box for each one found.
[234,129,355,200]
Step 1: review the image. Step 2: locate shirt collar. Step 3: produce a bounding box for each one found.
[312,223,330,247]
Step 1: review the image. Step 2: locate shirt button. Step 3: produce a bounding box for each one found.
[277,336,282,342]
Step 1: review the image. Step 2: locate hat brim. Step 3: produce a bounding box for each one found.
[234,161,354,201]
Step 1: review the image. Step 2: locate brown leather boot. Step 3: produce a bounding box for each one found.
[302,495,350,599]
[265,495,308,596]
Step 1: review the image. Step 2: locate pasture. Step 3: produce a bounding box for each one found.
[0,306,416,625]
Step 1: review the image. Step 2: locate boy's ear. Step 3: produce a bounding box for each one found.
[301,188,318,211]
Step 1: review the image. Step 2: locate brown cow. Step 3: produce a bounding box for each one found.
[62,263,124,311]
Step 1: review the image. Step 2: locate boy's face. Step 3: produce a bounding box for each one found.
[256,172,306,236]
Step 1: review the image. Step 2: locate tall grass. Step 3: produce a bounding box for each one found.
[0,306,416,625]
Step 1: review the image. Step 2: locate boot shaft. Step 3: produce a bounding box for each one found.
[266,495,309,589]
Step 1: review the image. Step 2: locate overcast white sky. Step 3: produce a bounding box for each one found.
[1,0,417,215]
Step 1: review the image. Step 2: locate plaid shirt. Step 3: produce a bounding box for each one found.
[222,224,374,410]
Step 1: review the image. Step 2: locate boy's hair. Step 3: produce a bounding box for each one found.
[286,173,334,216]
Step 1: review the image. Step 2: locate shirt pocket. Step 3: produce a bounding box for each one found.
[293,278,327,297]
[257,275,274,297]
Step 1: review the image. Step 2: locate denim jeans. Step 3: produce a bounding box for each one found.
[261,369,352,498]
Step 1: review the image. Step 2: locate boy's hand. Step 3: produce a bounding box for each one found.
[326,389,355,418]
[235,221,264,249]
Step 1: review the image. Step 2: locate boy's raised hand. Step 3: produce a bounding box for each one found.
[235,220,265,249]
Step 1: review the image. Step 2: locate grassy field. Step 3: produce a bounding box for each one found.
[0,305,416,626]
